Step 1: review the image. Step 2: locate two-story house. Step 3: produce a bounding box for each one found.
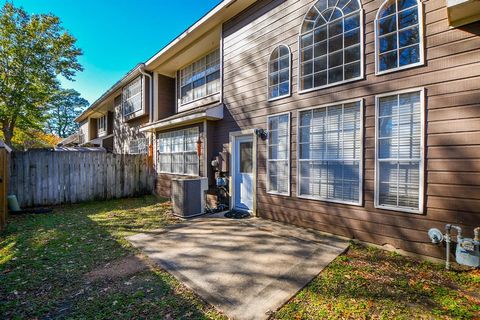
[75,65,151,154]
[80,0,480,259]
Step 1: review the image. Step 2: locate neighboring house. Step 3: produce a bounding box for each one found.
[57,133,79,147]
[79,0,480,259]
[74,65,151,154]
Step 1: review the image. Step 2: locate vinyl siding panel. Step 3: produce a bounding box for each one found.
[216,0,480,258]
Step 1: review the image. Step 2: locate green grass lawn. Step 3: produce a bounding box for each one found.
[1,196,479,319]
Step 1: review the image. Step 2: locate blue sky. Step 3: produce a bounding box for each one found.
[5,0,221,104]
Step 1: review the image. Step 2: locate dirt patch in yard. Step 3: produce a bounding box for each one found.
[84,254,153,282]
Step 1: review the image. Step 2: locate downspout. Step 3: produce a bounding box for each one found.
[139,65,154,175]
[138,65,153,124]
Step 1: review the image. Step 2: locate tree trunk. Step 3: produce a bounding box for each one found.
[2,126,14,148]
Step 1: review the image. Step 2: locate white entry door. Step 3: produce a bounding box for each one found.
[233,135,254,211]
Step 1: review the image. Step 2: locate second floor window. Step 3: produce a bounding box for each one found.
[180,49,220,105]
[98,115,107,134]
[123,76,142,116]
[299,0,363,92]
[268,45,291,100]
[375,0,423,74]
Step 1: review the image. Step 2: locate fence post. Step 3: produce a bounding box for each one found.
[0,140,12,231]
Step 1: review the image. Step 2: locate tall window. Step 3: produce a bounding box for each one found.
[98,115,107,134]
[157,128,199,176]
[299,0,363,91]
[180,50,220,105]
[375,90,423,213]
[298,101,362,204]
[267,113,290,195]
[375,0,423,73]
[123,77,143,116]
[268,45,291,100]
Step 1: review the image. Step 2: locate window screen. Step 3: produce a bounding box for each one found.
[267,113,290,194]
[376,90,423,212]
[298,101,362,204]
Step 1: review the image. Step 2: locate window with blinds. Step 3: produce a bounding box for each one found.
[298,101,362,204]
[157,128,199,176]
[123,77,143,116]
[375,91,423,212]
[267,113,290,195]
[179,50,220,105]
[375,90,423,213]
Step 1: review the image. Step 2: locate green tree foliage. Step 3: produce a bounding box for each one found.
[0,2,82,147]
[46,88,89,138]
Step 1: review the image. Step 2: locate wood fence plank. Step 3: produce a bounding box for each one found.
[9,151,152,206]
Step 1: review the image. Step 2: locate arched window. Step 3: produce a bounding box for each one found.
[299,0,363,92]
[268,45,291,100]
[375,0,424,74]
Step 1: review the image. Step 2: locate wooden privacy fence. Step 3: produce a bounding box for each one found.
[9,150,153,208]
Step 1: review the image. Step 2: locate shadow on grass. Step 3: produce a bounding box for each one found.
[274,243,480,320]
[0,196,225,320]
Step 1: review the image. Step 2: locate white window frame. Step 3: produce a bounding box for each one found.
[297,0,364,94]
[266,112,291,196]
[179,49,220,106]
[374,0,425,75]
[267,45,292,102]
[97,115,107,135]
[122,76,143,117]
[296,99,364,206]
[157,128,200,176]
[129,137,148,155]
[374,88,425,214]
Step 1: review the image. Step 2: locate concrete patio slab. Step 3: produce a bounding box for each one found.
[127,217,349,320]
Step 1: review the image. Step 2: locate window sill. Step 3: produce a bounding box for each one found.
[267,92,292,102]
[267,190,290,197]
[374,203,423,214]
[124,108,147,122]
[297,75,364,95]
[177,93,220,113]
[375,61,425,76]
[297,194,362,207]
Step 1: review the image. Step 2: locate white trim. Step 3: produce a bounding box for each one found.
[157,127,200,176]
[267,45,292,102]
[229,129,257,215]
[297,0,365,93]
[374,0,425,75]
[374,87,425,214]
[296,98,364,206]
[139,104,223,133]
[266,112,291,196]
